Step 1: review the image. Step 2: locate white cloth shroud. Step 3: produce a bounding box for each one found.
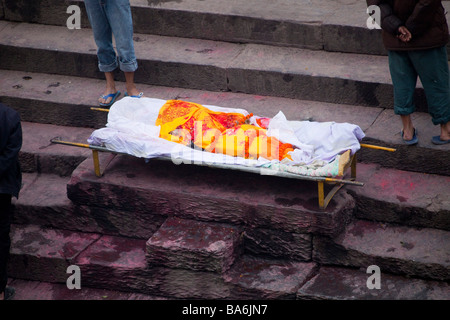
[88,97,365,167]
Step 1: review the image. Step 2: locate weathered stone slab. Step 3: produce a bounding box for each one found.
[0,20,427,109]
[359,109,450,176]
[2,0,81,26]
[152,268,234,299]
[2,0,450,56]
[8,224,100,283]
[243,228,311,261]
[146,217,242,273]
[0,69,382,131]
[313,220,450,281]
[68,154,355,236]
[132,6,323,50]
[348,163,450,230]
[226,44,407,109]
[12,173,166,239]
[224,255,318,299]
[19,121,92,175]
[297,266,450,300]
[74,234,234,299]
[0,21,234,92]
[8,278,164,300]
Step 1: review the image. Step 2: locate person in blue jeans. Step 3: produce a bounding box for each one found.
[367,0,450,145]
[84,0,144,107]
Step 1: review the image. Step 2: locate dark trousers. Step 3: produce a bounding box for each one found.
[0,194,12,293]
[388,46,450,125]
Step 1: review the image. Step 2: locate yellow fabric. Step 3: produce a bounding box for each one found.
[156,100,294,161]
[156,100,248,149]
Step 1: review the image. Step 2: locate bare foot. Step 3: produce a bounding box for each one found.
[0,291,4,300]
[98,87,118,105]
[402,127,415,141]
[126,84,144,98]
[99,72,118,105]
[400,114,415,141]
[440,122,450,141]
[124,71,144,98]
[127,87,141,96]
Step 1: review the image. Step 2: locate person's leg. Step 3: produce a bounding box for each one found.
[84,0,120,104]
[388,50,419,142]
[124,72,142,97]
[0,194,12,300]
[104,0,143,97]
[409,46,450,141]
[400,114,415,139]
[102,71,118,103]
[440,121,450,141]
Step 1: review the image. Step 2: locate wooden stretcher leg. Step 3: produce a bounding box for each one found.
[323,183,345,209]
[318,180,345,210]
[351,153,357,180]
[92,150,118,177]
[92,150,102,177]
[318,181,325,209]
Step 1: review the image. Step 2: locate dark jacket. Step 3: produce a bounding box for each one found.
[367,0,449,50]
[0,103,22,199]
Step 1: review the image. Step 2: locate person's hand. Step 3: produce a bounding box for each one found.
[397,26,412,42]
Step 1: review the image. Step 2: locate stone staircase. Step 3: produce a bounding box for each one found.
[0,0,449,300]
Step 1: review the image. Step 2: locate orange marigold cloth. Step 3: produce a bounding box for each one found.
[156,100,294,161]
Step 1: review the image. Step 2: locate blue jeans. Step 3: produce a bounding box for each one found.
[388,46,450,125]
[84,0,138,73]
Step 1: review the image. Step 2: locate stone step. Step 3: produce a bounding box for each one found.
[8,266,450,301]
[6,278,163,300]
[3,0,450,57]
[0,69,382,129]
[14,172,313,262]
[8,224,318,299]
[67,153,356,238]
[146,217,242,273]
[76,234,319,299]
[12,172,166,239]
[14,167,448,265]
[223,255,318,300]
[4,69,449,176]
[20,121,93,175]
[313,220,450,281]
[9,223,448,300]
[0,20,429,110]
[13,162,449,246]
[348,164,450,231]
[8,224,101,284]
[297,266,450,300]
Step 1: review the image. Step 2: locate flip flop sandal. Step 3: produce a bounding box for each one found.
[124,92,144,98]
[431,135,450,145]
[401,128,418,145]
[99,91,121,107]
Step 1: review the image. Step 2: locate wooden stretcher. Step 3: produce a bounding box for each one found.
[50,134,395,210]
[52,106,396,210]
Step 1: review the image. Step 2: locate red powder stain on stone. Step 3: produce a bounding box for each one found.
[252,95,266,101]
[379,180,389,189]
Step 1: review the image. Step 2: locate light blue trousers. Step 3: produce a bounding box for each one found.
[84,0,138,73]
